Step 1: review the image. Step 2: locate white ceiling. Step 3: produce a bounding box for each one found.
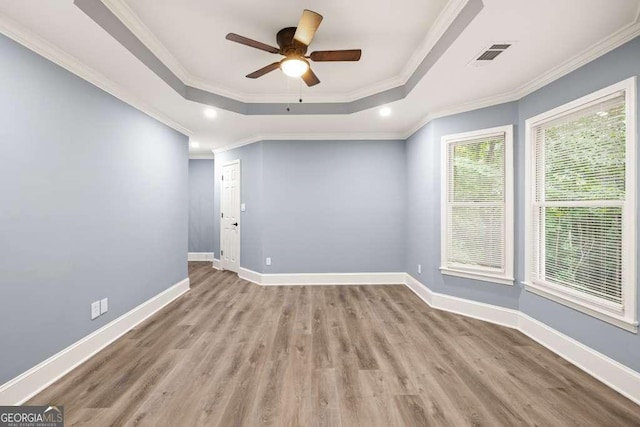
[0,0,639,154]
[122,0,450,101]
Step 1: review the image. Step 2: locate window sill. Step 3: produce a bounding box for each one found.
[440,267,514,286]
[523,281,638,334]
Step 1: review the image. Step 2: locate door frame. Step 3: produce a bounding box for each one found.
[220,159,241,272]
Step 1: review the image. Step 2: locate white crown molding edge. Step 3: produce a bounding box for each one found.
[404,273,640,406]
[0,14,192,137]
[212,132,405,154]
[213,19,640,149]
[187,252,215,261]
[0,278,190,405]
[102,0,191,82]
[189,153,215,160]
[401,17,640,140]
[511,18,640,100]
[217,18,640,151]
[102,0,467,103]
[399,0,470,84]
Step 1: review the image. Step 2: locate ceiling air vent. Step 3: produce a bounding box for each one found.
[477,50,503,61]
[471,42,513,66]
[489,43,511,51]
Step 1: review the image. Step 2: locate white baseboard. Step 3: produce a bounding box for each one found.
[404,273,640,406]
[238,268,406,286]
[0,278,190,405]
[405,274,519,329]
[518,313,640,405]
[5,268,637,407]
[212,258,221,270]
[188,252,214,261]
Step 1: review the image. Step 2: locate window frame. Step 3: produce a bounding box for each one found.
[440,125,515,286]
[523,77,637,333]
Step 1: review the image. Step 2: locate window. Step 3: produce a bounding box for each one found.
[441,125,514,285]
[524,77,637,332]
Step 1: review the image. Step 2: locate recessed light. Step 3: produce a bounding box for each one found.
[204,108,217,119]
[190,141,200,148]
[379,107,392,117]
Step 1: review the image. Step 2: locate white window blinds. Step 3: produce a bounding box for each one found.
[532,96,626,306]
[441,126,514,285]
[525,77,637,332]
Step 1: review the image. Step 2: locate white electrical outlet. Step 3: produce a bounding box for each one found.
[91,301,101,320]
[418,264,422,274]
[265,257,271,266]
[100,298,108,314]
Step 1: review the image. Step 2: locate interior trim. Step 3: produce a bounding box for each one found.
[211,133,404,154]
[2,4,637,145]
[238,267,406,286]
[0,278,190,405]
[72,0,484,115]
[403,274,640,406]
[0,14,192,136]
[231,268,640,405]
[100,0,471,104]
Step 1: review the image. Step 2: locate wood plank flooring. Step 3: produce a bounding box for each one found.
[29,262,640,426]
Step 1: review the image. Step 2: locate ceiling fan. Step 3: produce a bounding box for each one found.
[225,9,362,87]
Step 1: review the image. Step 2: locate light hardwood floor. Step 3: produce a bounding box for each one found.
[30,262,640,426]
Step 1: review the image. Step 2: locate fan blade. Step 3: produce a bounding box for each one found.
[310,50,362,62]
[246,62,281,79]
[226,33,279,54]
[293,10,323,46]
[301,68,320,86]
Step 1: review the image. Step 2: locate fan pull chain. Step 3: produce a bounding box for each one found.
[286,77,291,112]
[299,80,303,104]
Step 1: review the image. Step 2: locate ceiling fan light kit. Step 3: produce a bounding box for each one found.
[225,9,362,87]
[280,58,309,78]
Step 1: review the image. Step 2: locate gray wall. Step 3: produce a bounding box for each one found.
[261,140,406,273]
[0,34,188,385]
[405,103,521,309]
[517,37,640,372]
[188,159,215,253]
[405,36,640,371]
[213,139,406,273]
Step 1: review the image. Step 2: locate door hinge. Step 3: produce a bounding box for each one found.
[222,175,224,181]
[221,250,224,256]
[221,212,224,218]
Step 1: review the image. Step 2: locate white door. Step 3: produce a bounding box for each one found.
[220,160,241,272]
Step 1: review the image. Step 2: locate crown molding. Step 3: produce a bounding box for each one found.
[101,0,469,104]
[188,153,215,159]
[401,16,640,140]
[218,16,640,148]
[0,13,192,136]
[212,132,405,154]
[511,18,640,100]
[399,0,470,86]
[205,13,640,149]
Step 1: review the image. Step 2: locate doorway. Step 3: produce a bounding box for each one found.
[220,159,240,272]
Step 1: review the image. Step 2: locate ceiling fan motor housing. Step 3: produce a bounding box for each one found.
[277,27,308,57]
